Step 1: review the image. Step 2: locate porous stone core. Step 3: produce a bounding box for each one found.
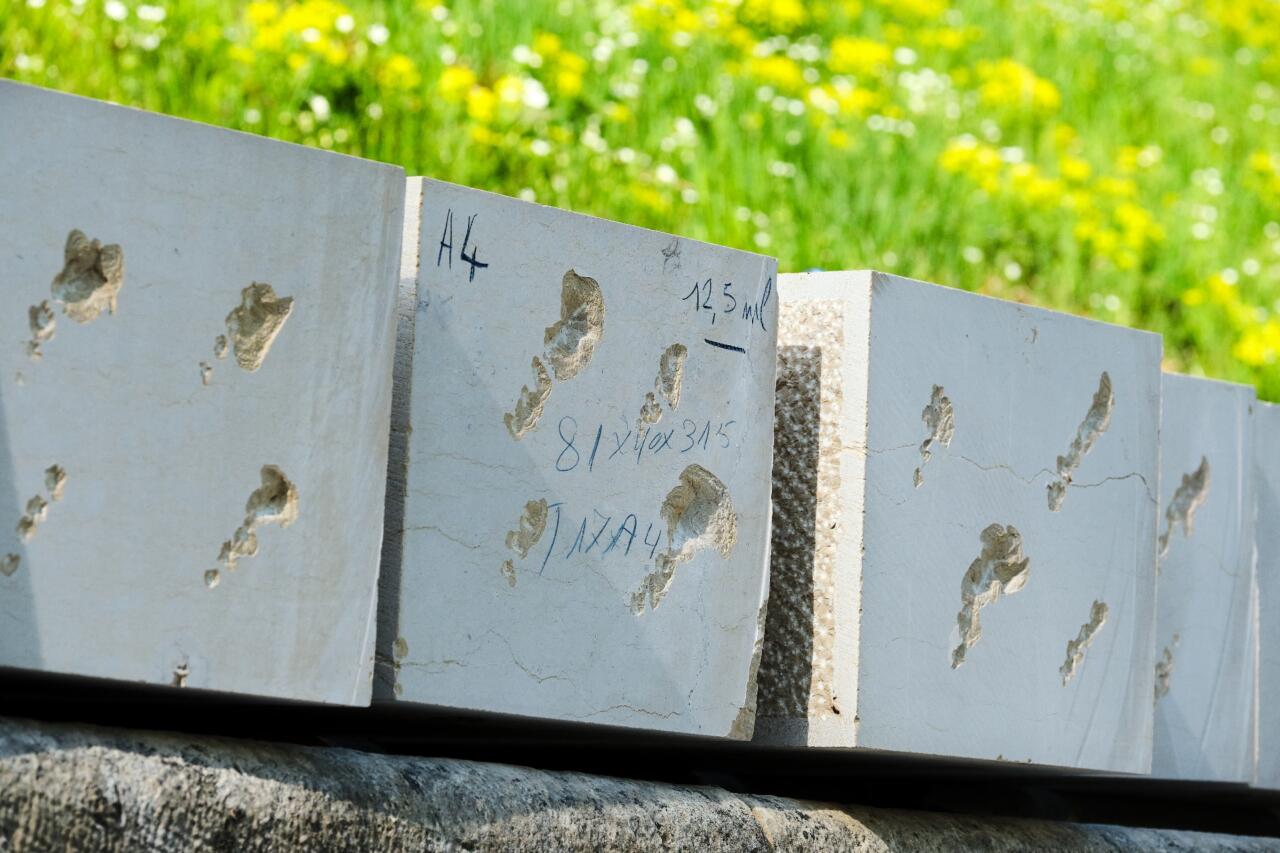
[757,300,843,720]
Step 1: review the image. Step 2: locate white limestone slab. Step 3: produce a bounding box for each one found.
[1255,401,1279,789]
[755,271,1160,772]
[381,179,778,738]
[0,81,404,704]
[1151,373,1257,782]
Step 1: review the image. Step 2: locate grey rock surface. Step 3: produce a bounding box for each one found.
[0,716,1275,851]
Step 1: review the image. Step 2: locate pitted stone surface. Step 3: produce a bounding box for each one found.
[386,179,778,738]
[757,299,845,722]
[0,81,403,704]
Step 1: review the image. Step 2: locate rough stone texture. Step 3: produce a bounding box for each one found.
[1256,401,1280,790]
[756,271,1161,772]
[383,179,778,738]
[0,717,1275,852]
[757,300,847,728]
[1153,373,1258,783]
[0,81,403,704]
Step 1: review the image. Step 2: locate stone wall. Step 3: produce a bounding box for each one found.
[0,717,1274,852]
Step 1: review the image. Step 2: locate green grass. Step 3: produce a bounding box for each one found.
[4,0,1280,395]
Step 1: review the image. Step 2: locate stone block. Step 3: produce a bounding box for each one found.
[1152,373,1257,782]
[1255,401,1279,789]
[0,81,404,704]
[755,271,1160,772]
[381,179,778,737]
[4,716,1279,852]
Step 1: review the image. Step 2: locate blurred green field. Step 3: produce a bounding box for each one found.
[4,0,1280,396]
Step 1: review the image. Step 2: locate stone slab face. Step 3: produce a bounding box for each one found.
[756,271,1160,772]
[0,82,404,704]
[1257,401,1280,789]
[1152,373,1257,782]
[382,178,778,737]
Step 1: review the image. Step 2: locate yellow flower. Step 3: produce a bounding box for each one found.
[1052,124,1078,150]
[555,68,584,97]
[247,1,281,26]
[469,125,502,146]
[1181,288,1207,307]
[916,25,983,51]
[606,103,632,123]
[632,184,671,213]
[253,25,286,52]
[1095,176,1137,198]
[532,31,562,58]
[826,128,852,148]
[975,59,1060,115]
[1115,145,1142,174]
[377,54,421,91]
[938,137,1000,179]
[245,0,354,56]
[551,50,588,98]
[674,8,702,34]
[747,54,806,92]
[322,41,348,65]
[833,84,882,116]
[741,0,808,32]
[872,0,945,20]
[467,85,498,123]
[1234,320,1280,367]
[439,65,477,102]
[725,24,755,50]
[1060,155,1092,183]
[1114,202,1163,248]
[495,74,524,104]
[278,0,350,37]
[828,36,892,77]
[1250,150,1278,175]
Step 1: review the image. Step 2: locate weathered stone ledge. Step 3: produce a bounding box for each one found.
[0,717,1275,851]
